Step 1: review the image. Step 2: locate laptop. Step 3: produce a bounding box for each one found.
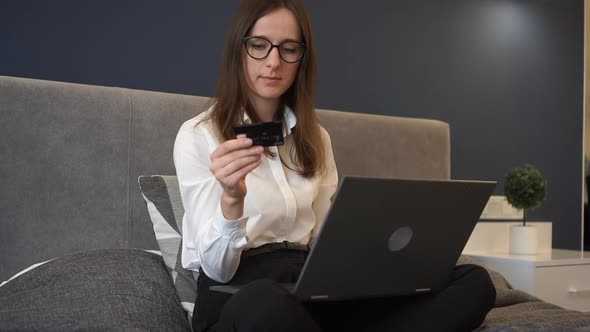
[210,176,496,301]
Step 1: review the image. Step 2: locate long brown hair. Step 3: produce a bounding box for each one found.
[203,0,325,178]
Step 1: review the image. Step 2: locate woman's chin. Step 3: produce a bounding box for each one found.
[254,89,286,101]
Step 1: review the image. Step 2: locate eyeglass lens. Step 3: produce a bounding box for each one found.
[245,37,304,63]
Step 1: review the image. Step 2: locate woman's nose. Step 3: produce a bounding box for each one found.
[266,47,281,67]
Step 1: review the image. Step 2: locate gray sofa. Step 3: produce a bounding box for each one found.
[1,75,590,331]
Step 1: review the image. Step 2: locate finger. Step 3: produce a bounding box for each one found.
[211,145,263,171]
[236,134,247,139]
[211,137,254,160]
[216,155,262,185]
[222,158,263,187]
[214,155,262,182]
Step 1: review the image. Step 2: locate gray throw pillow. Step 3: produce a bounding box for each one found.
[0,249,190,331]
[138,175,198,316]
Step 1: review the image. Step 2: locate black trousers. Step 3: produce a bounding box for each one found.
[192,245,496,332]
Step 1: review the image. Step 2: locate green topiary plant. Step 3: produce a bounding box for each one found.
[504,164,547,226]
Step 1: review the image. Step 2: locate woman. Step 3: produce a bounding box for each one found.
[174,0,496,331]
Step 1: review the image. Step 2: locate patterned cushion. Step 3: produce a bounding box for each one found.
[138,175,197,316]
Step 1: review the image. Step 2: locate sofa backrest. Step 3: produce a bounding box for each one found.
[0,75,449,281]
[318,110,450,181]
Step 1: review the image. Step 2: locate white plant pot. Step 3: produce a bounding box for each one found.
[509,225,538,255]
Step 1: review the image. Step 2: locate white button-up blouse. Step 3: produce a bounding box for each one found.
[173,106,339,283]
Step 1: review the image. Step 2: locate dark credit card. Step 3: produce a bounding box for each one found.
[234,121,284,146]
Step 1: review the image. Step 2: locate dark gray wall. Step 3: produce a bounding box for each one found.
[1,0,584,249]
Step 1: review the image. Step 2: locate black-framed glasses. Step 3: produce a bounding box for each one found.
[243,36,306,63]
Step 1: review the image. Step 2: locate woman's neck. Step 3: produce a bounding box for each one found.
[250,97,279,122]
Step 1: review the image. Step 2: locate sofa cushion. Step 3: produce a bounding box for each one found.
[0,249,190,331]
[138,175,198,316]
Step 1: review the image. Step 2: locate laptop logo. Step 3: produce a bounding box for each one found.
[388,226,413,252]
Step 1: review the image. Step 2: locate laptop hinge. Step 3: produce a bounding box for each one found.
[415,288,431,293]
[310,295,329,300]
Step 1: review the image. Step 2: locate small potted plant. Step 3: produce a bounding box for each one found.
[504,164,547,255]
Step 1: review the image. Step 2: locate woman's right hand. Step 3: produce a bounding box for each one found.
[209,135,264,217]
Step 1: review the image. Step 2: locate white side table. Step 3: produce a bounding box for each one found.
[464,249,590,312]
